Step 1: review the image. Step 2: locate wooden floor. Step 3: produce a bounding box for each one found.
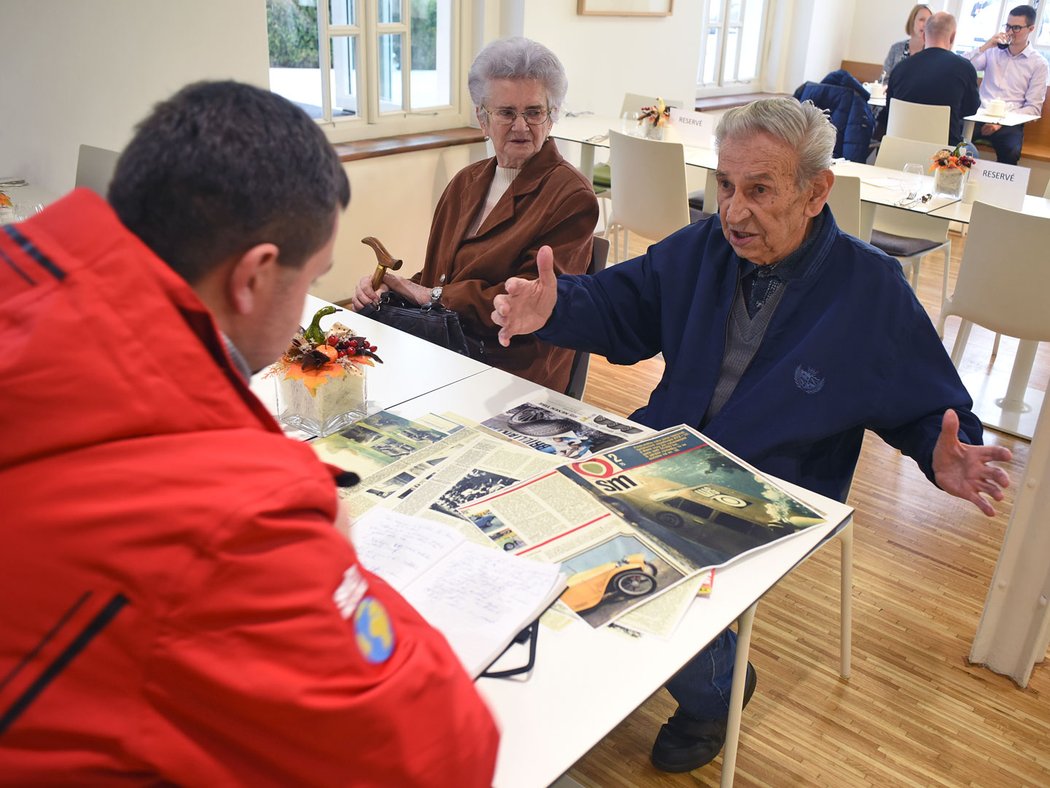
[566,231,1050,787]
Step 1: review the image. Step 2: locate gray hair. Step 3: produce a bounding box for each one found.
[715,98,835,188]
[468,37,568,120]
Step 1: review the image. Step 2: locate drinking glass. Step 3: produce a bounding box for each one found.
[902,163,925,200]
[620,111,641,136]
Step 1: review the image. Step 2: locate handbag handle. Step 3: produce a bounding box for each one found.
[362,236,403,290]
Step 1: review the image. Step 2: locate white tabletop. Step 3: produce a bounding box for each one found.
[832,160,961,214]
[0,180,55,222]
[554,114,719,170]
[964,109,1040,127]
[249,294,489,436]
[927,193,1050,223]
[388,367,853,788]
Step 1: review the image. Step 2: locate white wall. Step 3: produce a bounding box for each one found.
[0,0,268,196]
[847,1,948,66]
[521,2,702,116]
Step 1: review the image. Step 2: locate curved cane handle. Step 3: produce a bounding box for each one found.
[362,236,404,290]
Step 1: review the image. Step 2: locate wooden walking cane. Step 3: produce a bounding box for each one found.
[361,237,403,290]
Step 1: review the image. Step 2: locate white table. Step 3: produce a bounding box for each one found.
[962,110,1040,144]
[249,294,489,437]
[388,368,853,788]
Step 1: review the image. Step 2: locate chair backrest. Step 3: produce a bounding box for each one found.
[564,235,611,400]
[608,130,691,242]
[943,201,1050,341]
[1043,177,1050,199]
[885,98,951,146]
[620,93,682,116]
[873,135,950,241]
[825,174,868,241]
[75,145,120,196]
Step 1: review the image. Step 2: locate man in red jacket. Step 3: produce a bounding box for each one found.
[0,81,498,785]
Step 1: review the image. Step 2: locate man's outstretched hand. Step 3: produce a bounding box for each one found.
[491,245,559,347]
[932,409,1012,517]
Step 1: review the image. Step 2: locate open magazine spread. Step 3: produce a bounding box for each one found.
[480,401,647,459]
[457,426,827,629]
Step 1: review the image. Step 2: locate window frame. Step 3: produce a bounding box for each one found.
[271,0,474,144]
[946,0,1050,59]
[695,0,772,98]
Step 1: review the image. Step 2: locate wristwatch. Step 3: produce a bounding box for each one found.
[430,286,443,304]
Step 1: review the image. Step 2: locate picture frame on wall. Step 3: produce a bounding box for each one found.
[577,0,674,17]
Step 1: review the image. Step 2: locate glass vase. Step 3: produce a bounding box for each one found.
[933,167,965,199]
[274,362,367,437]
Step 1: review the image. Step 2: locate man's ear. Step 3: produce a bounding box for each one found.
[227,243,281,316]
[806,170,835,217]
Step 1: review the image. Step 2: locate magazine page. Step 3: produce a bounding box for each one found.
[311,410,460,478]
[479,400,653,459]
[457,470,694,629]
[332,425,562,545]
[557,425,827,571]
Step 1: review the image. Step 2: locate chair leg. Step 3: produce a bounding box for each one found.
[950,319,973,366]
[991,333,1001,359]
[939,239,952,315]
[839,521,853,679]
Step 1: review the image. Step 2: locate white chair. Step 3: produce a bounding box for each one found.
[870,135,953,301]
[940,201,1050,439]
[606,130,692,262]
[74,144,120,196]
[825,174,872,242]
[885,98,951,145]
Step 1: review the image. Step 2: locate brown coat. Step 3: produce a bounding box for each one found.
[412,138,598,391]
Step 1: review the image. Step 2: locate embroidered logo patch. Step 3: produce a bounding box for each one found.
[793,364,825,395]
[354,597,395,664]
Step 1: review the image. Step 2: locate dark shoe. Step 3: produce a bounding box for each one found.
[650,662,757,773]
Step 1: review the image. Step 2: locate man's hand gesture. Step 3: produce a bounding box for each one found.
[492,245,559,347]
[933,409,1012,516]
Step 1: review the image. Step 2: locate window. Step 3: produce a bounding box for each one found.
[696,0,770,94]
[266,0,467,141]
[949,0,1050,58]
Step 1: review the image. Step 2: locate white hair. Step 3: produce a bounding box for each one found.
[715,98,835,188]
[468,37,568,120]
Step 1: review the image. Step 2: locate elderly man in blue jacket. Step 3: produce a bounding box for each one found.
[492,97,1012,774]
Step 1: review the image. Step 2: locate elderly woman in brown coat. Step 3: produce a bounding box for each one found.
[352,37,598,392]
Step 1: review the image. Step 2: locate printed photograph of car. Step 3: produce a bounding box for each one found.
[561,553,658,614]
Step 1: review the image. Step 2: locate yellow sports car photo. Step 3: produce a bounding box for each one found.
[561,553,658,614]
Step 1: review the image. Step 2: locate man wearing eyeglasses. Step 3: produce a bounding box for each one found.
[965,4,1049,164]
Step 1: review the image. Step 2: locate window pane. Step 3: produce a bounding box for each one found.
[955,1,1007,53]
[379,0,402,24]
[699,27,719,85]
[728,0,742,25]
[410,0,451,108]
[329,0,355,26]
[722,28,740,83]
[267,0,322,118]
[378,32,405,111]
[330,35,360,117]
[737,0,765,82]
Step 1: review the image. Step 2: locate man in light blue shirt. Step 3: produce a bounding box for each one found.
[965,4,1049,164]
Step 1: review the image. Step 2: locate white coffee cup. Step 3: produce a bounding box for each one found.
[988,98,1007,117]
[870,83,886,99]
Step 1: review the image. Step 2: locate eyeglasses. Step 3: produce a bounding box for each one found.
[483,106,552,126]
[1004,23,1029,32]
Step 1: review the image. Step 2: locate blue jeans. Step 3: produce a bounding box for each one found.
[973,124,1024,166]
[666,628,737,720]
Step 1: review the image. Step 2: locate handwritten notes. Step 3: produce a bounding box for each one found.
[352,509,567,676]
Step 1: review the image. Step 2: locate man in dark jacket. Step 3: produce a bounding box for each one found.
[491,97,1012,775]
[876,11,980,144]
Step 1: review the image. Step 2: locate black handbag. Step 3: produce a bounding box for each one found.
[357,291,485,360]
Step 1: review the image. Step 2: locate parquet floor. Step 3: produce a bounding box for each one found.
[566,231,1050,787]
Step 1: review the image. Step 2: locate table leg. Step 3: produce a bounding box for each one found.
[996,339,1038,413]
[720,602,758,788]
[962,119,976,144]
[579,145,595,183]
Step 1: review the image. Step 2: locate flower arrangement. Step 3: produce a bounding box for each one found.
[638,97,671,129]
[0,191,11,209]
[272,306,381,436]
[930,142,976,172]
